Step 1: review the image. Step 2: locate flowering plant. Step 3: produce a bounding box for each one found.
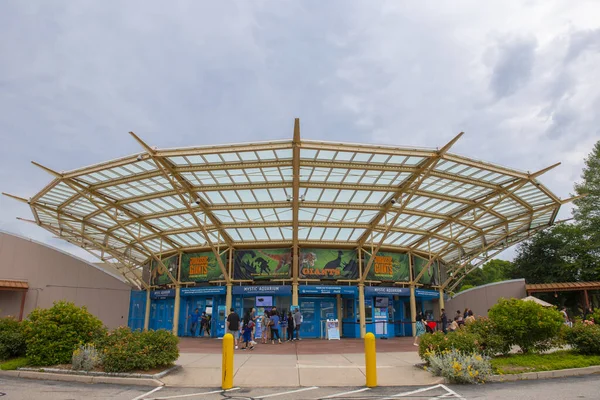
[426,349,492,384]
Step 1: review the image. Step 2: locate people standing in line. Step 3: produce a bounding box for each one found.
[441,308,448,334]
[226,308,241,349]
[465,310,476,325]
[270,310,281,344]
[448,317,459,332]
[293,308,302,340]
[456,310,464,327]
[286,312,295,341]
[413,315,425,346]
[200,311,209,337]
[204,314,211,337]
[261,311,271,344]
[250,307,257,343]
[188,308,200,337]
[241,311,255,350]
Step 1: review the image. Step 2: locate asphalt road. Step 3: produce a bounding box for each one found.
[1,374,599,399]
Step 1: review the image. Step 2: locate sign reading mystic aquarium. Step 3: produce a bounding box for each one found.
[180,252,227,282]
[413,255,439,286]
[147,254,179,286]
[365,251,410,282]
[299,249,359,280]
[233,249,291,280]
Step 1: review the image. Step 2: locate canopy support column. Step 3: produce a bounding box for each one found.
[358,283,366,339]
[144,288,151,331]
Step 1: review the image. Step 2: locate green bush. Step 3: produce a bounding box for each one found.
[591,309,600,324]
[419,331,483,361]
[23,301,106,366]
[0,317,26,361]
[565,322,600,355]
[464,317,510,356]
[488,298,563,353]
[98,327,179,373]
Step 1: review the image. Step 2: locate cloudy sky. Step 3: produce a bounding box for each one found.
[1,0,599,262]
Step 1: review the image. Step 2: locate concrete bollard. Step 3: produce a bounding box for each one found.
[364,332,377,387]
[222,333,234,390]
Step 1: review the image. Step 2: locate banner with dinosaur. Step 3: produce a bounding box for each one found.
[412,255,439,286]
[233,249,292,280]
[148,254,179,286]
[180,251,227,282]
[299,249,359,280]
[365,251,410,282]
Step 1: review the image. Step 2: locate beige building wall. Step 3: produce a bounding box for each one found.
[445,279,527,318]
[0,230,132,328]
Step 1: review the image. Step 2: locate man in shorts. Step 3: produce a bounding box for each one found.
[226,308,241,349]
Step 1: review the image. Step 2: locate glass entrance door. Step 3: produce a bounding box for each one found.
[299,298,338,338]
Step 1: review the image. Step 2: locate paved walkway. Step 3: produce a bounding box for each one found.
[164,337,442,387]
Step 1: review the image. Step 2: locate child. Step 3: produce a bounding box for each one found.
[241,313,255,350]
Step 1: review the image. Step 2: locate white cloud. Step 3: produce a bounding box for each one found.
[1,0,599,263]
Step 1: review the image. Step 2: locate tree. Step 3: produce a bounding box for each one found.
[456,259,516,291]
[512,223,599,284]
[573,140,600,256]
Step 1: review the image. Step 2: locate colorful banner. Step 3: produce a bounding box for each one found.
[180,252,227,282]
[365,252,410,282]
[233,249,291,280]
[299,249,359,280]
[149,254,179,286]
[413,255,439,286]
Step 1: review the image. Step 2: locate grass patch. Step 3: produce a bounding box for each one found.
[0,357,29,370]
[492,350,600,375]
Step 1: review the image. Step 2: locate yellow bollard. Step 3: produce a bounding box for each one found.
[222,333,234,390]
[364,332,377,387]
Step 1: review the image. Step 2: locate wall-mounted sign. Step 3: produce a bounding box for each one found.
[180,286,227,297]
[413,256,439,286]
[300,249,359,280]
[150,289,175,299]
[415,288,440,298]
[148,254,179,286]
[180,252,227,282]
[365,252,410,282]
[364,286,410,296]
[233,249,291,280]
[232,285,292,296]
[298,285,358,296]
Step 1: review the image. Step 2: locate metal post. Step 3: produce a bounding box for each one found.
[173,285,181,336]
[144,288,151,331]
[358,283,366,339]
[292,282,299,306]
[438,287,445,314]
[336,294,342,337]
[364,332,377,387]
[409,285,417,337]
[222,333,234,390]
[226,283,233,314]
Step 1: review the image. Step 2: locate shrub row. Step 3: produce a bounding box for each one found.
[0,317,27,361]
[3,301,179,372]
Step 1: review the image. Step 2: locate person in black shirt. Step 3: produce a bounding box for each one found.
[226,308,241,349]
[441,308,448,334]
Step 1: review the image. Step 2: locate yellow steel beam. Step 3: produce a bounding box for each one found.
[129,131,232,283]
[31,161,179,285]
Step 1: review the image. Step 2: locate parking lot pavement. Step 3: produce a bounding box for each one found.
[3,375,600,399]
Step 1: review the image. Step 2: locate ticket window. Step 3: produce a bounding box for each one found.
[343,298,354,319]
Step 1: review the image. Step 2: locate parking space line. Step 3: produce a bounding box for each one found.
[152,387,240,399]
[378,384,442,399]
[132,386,162,400]
[438,384,465,399]
[256,386,319,399]
[320,387,370,398]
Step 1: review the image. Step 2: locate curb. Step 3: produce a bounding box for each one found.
[487,365,600,382]
[0,365,181,387]
[18,364,180,379]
